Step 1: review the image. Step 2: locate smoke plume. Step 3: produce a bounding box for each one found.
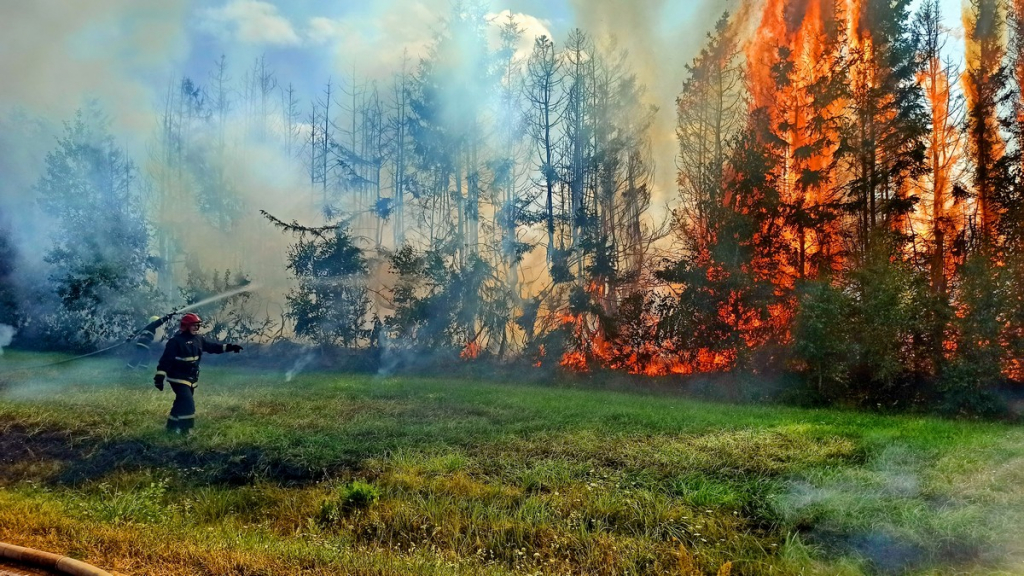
[0,324,15,355]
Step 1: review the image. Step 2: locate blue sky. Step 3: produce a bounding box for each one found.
[179,0,576,100]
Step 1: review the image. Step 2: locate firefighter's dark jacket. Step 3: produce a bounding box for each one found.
[135,318,165,349]
[155,331,228,387]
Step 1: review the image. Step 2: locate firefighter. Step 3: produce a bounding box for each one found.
[126,314,171,369]
[153,313,243,435]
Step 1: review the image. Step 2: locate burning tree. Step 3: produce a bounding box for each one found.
[913,0,968,297]
[675,12,744,269]
[963,0,1009,247]
[667,0,1022,403]
[747,0,849,281]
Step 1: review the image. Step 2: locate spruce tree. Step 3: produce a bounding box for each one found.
[36,104,155,349]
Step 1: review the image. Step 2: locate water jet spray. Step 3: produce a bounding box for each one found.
[173,283,262,315]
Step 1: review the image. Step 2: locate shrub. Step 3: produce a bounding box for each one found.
[316,480,381,526]
[792,280,854,402]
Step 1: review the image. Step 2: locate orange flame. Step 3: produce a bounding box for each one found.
[916,39,966,294]
[962,0,1007,240]
[554,286,750,376]
[560,350,590,372]
[533,344,546,368]
[460,340,481,360]
[745,0,846,281]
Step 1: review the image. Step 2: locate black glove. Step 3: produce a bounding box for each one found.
[161,313,174,323]
[226,343,243,353]
[154,374,165,391]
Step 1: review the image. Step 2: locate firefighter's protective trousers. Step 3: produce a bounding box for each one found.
[167,383,196,433]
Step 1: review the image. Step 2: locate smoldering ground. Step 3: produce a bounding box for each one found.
[775,441,1024,574]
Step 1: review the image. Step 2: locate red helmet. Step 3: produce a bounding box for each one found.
[179,313,202,330]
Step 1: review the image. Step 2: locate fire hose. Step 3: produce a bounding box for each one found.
[0,310,180,373]
[0,541,113,576]
[0,283,259,373]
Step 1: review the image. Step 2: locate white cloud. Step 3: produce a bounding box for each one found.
[202,0,300,46]
[302,1,438,79]
[307,16,347,45]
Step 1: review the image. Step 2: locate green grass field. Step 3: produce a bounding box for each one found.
[1,351,1023,575]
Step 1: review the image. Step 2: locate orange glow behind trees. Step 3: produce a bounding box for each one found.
[915,0,967,296]
[963,0,1007,245]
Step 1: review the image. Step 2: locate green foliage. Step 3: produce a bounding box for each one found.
[317,480,381,526]
[936,361,1006,417]
[34,105,157,350]
[846,246,938,405]
[939,255,1008,416]
[285,226,370,348]
[388,245,513,355]
[846,246,932,392]
[340,480,381,508]
[793,281,854,400]
[792,239,949,407]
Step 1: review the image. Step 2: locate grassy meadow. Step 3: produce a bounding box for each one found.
[1,350,1023,575]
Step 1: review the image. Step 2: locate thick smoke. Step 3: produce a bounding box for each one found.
[0,1,309,335]
[0,1,726,322]
[0,1,190,151]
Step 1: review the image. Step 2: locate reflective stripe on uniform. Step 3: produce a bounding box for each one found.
[176,414,195,420]
[166,377,194,385]
[156,371,167,377]
[221,344,226,352]
[175,356,200,362]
